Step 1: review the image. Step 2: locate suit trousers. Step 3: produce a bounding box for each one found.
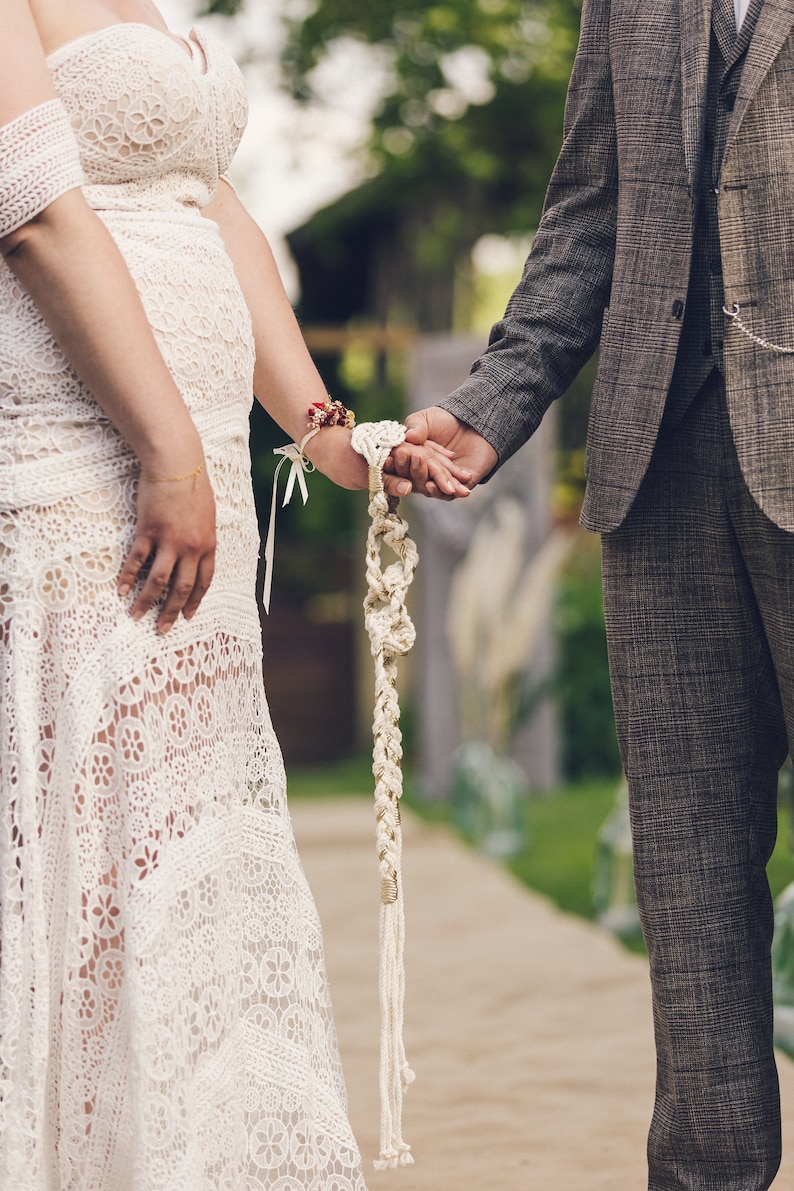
[601,373,789,1190]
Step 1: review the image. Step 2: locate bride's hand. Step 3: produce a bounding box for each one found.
[118,464,217,634]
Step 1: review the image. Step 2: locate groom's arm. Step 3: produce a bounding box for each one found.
[393,0,618,491]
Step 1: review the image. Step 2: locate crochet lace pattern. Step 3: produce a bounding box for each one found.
[0,98,84,238]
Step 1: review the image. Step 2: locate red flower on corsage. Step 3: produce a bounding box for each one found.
[307,400,356,430]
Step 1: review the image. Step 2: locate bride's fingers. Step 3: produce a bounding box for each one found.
[381,458,469,500]
[183,553,215,621]
[386,443,472,496]
[386,441,464,482]
[118,540,214,631]
[383,451,470,482]
[425,452,471,496]
[118,535,153,597]
[154,554,206,634]
[128,547,178,623]
[383,441,456,471]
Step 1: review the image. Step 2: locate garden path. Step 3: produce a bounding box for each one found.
[289,797,794,1190]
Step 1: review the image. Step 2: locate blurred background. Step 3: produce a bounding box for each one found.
[159,0,794,1008]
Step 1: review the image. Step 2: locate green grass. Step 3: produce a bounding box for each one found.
[506,778,618,920]
[510,783,794,923]
[769,800,794,904]
[287,755,794,939]
[286,754,376,800]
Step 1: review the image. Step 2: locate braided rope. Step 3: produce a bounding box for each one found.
[351,420,419,1170]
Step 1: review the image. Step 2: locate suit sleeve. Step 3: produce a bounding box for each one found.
[441,0,617,467]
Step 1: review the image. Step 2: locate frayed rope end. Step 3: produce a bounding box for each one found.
[374,1147,414,1171]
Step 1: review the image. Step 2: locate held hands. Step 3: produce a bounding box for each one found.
[116,409,491,632]
[386,407,498,498]
[118,459,216,635]
[302,423,474,500]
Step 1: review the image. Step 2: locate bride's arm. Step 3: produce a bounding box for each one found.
[203,180,472,499]
[0,0,216,634]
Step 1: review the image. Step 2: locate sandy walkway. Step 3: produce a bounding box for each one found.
[289,797,794,1190]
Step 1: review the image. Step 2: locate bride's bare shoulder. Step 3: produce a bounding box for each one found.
[29,0,125,55]
[30,0,176,51]
[0,1,60,123]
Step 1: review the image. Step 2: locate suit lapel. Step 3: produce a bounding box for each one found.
[680,0,713,184]
[724,0,794,158]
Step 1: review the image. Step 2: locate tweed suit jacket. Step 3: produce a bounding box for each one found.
[441,0,794,532]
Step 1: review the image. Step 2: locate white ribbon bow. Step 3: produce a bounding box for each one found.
[261,428,319,614]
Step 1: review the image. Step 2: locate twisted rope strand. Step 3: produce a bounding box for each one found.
[351,421,418,1169]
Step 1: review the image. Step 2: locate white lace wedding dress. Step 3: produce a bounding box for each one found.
[0,23,367,1191]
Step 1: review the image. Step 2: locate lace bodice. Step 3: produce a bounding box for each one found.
[0,24,252,512]
[48,23,247,213]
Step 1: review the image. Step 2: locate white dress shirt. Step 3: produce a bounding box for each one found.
[734,0,752,30]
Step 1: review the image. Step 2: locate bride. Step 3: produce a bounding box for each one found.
[0,2,468,1186]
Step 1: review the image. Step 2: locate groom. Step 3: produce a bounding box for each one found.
[393,0,794,1186]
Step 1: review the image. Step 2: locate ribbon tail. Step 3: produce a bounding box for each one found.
[295,465,310,505]
[262,460,284,615]
[266,429,319,610]
[282,454,312,509]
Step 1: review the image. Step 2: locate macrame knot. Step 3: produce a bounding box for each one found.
[351,419,418,1170]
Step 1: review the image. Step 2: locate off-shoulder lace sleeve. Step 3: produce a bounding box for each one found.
[0,98,85,238]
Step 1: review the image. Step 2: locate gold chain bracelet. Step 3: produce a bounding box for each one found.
[140,461,206,492]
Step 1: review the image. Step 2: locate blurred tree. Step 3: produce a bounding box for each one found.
[284,0,580,228]
[202,0,583,319]
[203,0,240,14]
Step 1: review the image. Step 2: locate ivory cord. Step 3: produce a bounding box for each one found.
[351,420,419,1170]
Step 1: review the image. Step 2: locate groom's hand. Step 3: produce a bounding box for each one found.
[386,407,498,498]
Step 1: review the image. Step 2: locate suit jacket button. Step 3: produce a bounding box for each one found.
[672,299,685,319]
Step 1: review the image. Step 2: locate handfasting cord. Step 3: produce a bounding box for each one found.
[350,420,418,1170]
[267,409,419,1168]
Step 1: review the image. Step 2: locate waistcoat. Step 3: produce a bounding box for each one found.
[664,0,763,423]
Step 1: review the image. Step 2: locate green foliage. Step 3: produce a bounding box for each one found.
[200,0,242,14]
[772,822,794,906]
[283,0,580,117]
[554,532,622,779]
[283,0,581,241]
[195,2,585,334]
